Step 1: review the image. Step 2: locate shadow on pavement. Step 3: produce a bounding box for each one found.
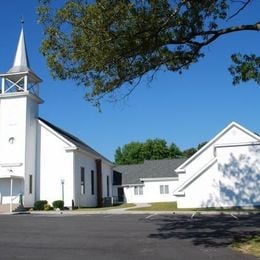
[148,213,260,248]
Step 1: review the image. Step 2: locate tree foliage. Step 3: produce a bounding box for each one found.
[114,138,205,165]
[38,0,260,107]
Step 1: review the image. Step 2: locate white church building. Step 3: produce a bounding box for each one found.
[0,28,114,209]
[0,28,259,212]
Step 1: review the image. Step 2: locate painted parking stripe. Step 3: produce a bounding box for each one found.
[145,214,154,219]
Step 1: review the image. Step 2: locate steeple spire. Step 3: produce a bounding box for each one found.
[8,25,30,73]
[0,23,42,96]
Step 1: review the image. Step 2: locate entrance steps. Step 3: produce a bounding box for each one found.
[0,204,20,213]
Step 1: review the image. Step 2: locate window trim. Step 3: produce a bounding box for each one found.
[134,186,143,195]
[80,167,85,194]
[29,174,32,194]
[160,184,169,195]
[106,176,110,197]
[91,170,95,195]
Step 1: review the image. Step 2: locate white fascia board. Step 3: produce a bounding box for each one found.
[65,146,78,152]
[214,141,260,149]
[0,175,24,179]
[0,163,23,167]
[174,191,185,196]
[175,121,260,173]
[140,177,178,182]
[231,122,260,141]
[213,141,260,156]
[173,157,217,195]
[0,91,43,104]
[122,183,144,187]
[75,148,114,166]
[101,158,115,167]
[38,119,77,150]
[75,148,100,160]
[175,169,186,173]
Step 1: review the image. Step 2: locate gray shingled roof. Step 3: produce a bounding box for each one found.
[114,158,187,185]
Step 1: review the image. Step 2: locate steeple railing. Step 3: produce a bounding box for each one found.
[1,74,39,96]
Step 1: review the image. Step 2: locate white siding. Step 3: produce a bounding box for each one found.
[24,97,39,207]
[74,151,97,207]
[176,125,260,208]
[123,180,178,203]
[0,94,39,207]
[0,96,27,176]
[177,125,259,195]
[36,123,74,207]
[102,162,113,198]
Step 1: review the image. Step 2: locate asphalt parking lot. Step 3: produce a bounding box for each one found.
[0,213,259,260]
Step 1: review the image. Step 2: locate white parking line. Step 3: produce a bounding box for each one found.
[145,214,154,219]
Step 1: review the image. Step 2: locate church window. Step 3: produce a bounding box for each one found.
[160,185,169,194]
[134,186,143,195]
[8,137,15,144]
[106,176,110,197]
[91,170,95,195]
[80,167,85,194]
[29,175,32,194]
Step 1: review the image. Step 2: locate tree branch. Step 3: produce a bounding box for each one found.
[227,0,252,21]
[197,22,260,47]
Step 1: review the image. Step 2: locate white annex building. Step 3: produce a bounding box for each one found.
[174,121,260,208]
[115,122,260,209]
[0,28,114,209]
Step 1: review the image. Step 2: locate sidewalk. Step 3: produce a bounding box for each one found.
[23,206,260,217]
[1,202,259,216]
[105,203,152,214]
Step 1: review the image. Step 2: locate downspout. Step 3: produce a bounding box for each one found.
[96,159,103,207]
[72,152,76,208]
[10,177,13,212]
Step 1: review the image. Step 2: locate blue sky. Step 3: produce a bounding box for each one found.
[0,1,259,162]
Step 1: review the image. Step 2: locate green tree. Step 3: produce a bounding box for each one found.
[38,0,260,107]
[115,141,144,165]
[197,141,208,150]
[182,141,208,158]
[143,138,170,160]
[114,147,124,164]
[183,147,197,158]
[114,138,183,165]
[114,138,208,164]
[169,142,183,158]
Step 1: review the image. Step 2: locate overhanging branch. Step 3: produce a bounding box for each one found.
[195,22,260,47]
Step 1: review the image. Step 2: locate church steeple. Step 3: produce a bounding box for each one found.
[0,24,42,96]
[8,27,31,73]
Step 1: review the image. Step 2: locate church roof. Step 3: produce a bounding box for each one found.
[5,27,42,83]
[8,28,30,73]
[38,118,113,165]
[114,158,186,185]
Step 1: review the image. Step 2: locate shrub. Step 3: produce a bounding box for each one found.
[33,200,48,210]
[44,204,53,211]
[52,200,64,210]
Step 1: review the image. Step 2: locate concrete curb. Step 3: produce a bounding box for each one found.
[10,210,259,216]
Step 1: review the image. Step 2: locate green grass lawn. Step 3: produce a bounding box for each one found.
[75,203,136,211]
[127,202,260,212]
[128,202,178,211]
[231,236,260,257]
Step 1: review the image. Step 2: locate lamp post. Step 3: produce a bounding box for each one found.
[9,169,13,213]
[61,179,65,202]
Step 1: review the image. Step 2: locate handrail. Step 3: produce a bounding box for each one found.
[11,192,23,204]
